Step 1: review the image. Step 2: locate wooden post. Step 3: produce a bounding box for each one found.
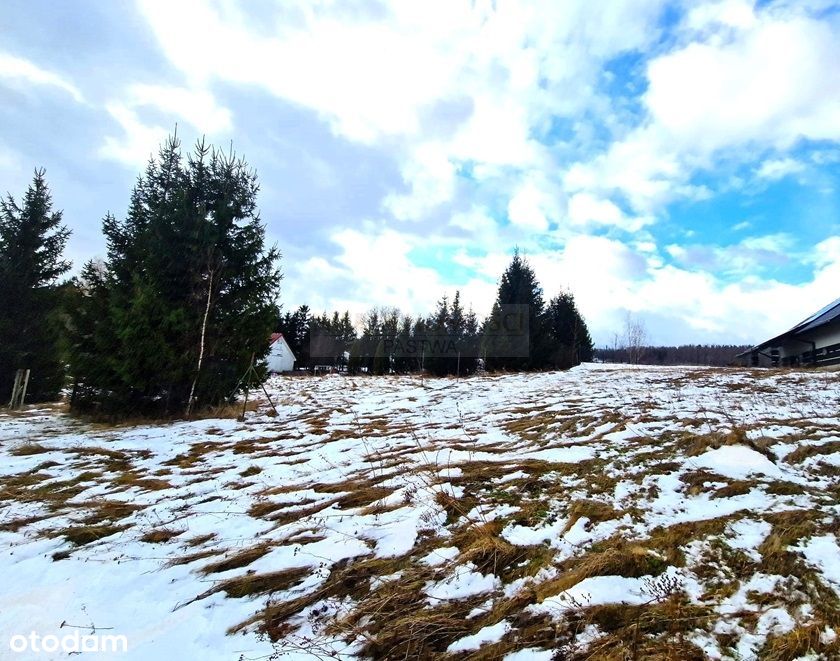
[20,369,29,407]
[239,353,255,421]
[8,369,30,410]
[259,380,280,417]
[8,370,21,408]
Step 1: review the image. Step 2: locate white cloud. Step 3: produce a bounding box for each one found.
[755,157,805,180]
[383,142,456,221]
[566,192,652,231]
[100,84,232,167]
[98,103,169,168]
[565,2,840,214]
[126,84,232,135]
[646,16,840,152]
[284,227,490,318]
[0,52,83,102]
[568,193,624,226]
[507,181,550,232]
[136,0,666,220]
[112,0,840,348]
[684,0,758,32]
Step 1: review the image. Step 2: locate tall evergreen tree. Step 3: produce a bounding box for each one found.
[543,291,593,369]
[68,136,280,415]
[0,170,71,401]
[425,295,450,376]
[482,250,547,371]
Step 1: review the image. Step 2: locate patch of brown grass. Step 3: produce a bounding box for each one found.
[164,440,226,468]
[192,400,258,420]
[166,549,220,567]
[9,442,54,456]
[757,510,819,576]
[452,520,523,576]
[537,539,667,601]
[211,567,310,598]
[140,527,184,543]
[0,514,48,532]
[335,485,394,510]
[764,481,808,496]
[113,471,172,491]
[57,523,128,546]
[81,500,141,524]
[184,533,216,547]
[759,621,840,660]
[679,470,727,496]
[646,515,743,566]
[200,543,272,574]
[784,440,840,464]
[565,499,625,530]
[712,480,757,499]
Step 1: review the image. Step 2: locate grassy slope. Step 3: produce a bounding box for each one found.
[1,364,839,660]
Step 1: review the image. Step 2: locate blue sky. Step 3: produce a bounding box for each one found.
[1,0,838,345]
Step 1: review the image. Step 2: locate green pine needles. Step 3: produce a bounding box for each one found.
[0,169,71,402]
[68,135,281,416]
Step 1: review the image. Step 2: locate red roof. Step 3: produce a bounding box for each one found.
[270,332,284,344]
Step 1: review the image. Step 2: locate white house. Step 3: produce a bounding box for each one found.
[266,333,296,373]
[738,296,840,367]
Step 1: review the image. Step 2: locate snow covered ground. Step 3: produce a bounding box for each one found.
[1,364,839,659]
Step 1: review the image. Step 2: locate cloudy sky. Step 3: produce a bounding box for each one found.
[2,0,839,345]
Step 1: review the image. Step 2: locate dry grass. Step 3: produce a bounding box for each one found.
[0,514,48,532]
[563,598,712,660]
[165,549,220,567]
[164,440,226,468]
[112,471,172,491]
[57,523,128,546]
[565,499,626,530]
[759,621,840,660]
[536,539,667,602]
[9,442,54,456]
[81,500,141,524]
[140,527,185,544]
[184,533,216,547]
[212,567,310,598]
[452,520,526,577]
[682,426,775,461]
[784,440,840,464]
[3,366,839,659]
[200,543,272,574]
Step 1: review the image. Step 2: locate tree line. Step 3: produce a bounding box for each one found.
[595,344,749,367]
[0,135,593,416]
[277,251,593,377]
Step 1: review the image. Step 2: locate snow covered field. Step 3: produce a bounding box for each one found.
[1,364,839,660]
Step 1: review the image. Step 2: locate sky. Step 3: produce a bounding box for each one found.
[1,0,839,346]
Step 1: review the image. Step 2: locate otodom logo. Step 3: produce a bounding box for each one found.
[8,631,128,654]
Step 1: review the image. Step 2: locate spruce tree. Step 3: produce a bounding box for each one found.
[425,295,450,376]
[68,136,280,415]
[543,291,593,369]
[392,314,414,373]
[482,250,547,371]
[0,170,71,401]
